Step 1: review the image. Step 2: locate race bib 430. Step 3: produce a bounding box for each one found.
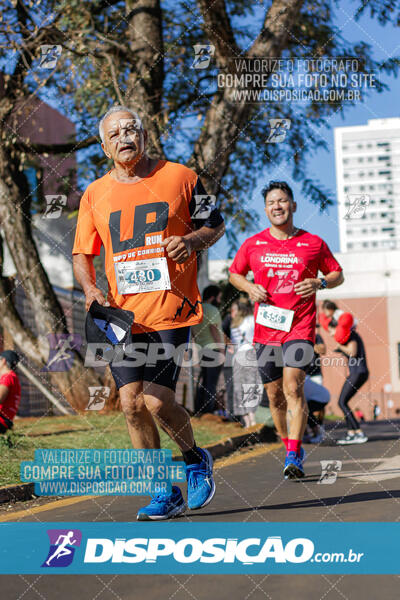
[115,257,171,295]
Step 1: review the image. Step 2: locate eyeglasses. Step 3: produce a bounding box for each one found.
[108,125,143,140]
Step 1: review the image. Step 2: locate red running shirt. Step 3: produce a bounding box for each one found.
[229,228,342,345]
[0,370,21,421]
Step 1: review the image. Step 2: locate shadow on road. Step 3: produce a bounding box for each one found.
[193,489,400,518]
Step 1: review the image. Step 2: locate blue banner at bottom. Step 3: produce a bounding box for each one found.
[0,522,398,574]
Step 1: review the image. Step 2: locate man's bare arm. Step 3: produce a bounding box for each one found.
[322,270,344,289]
[314,343,327,355]
[294,271,344,299]
[185,222,225,252]
[210,323,224,346]
[162,222,225,264]
[229,272,267,304]
[73,254,109,311]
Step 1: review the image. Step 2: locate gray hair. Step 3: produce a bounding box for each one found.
[99,105,142,143]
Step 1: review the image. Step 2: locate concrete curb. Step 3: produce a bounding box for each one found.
[0,425,277,505]
[0,483,35,504]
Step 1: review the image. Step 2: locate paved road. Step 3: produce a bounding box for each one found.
[1,419,400,599]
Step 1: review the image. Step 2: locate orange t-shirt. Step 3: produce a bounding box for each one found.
[73,160,222,333]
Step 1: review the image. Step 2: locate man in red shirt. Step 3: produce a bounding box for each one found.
[229,181,343,478]
[0,351,21,433]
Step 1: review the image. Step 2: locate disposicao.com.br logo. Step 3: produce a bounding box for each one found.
[42,529,82,567]
[82,536,363,565]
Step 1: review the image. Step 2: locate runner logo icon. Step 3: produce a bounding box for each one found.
[266,119,291,143]
[42,529,82,568]
[191,44,215,69]
[241,384,264,408]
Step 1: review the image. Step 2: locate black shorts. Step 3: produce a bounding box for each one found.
[255,339,314,384]
[110,327,191,392]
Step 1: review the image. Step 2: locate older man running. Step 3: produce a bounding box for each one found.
[73,105,225,519]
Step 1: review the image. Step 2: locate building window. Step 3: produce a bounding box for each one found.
[348,243,353,249]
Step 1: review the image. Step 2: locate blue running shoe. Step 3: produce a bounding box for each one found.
[137,486,186,521]
[284,447,306,480]
[186,448,216,510]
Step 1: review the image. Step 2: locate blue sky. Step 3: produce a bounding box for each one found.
[210,4,400,259]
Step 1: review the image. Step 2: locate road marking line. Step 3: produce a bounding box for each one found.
[215,443,282,470]
[0,443,283,521]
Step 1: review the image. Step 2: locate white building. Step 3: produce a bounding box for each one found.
[334,118,400,253]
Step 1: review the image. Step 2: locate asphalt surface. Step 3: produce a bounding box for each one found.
[1,419,400,599]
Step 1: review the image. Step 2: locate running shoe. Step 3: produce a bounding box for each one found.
[337,431,368,445]
[284,447,306,479]
[186,448,216,509]
[137,486,186,521]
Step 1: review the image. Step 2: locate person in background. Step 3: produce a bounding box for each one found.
[231,300,262,428]
[329,324,369,445]
[307,324,326,385]
[192,285,224,415]
[303,376,330,444]
[0,351,21,434]
[320,300,357,343]
[222,300,239,421]
[354,408,365,422]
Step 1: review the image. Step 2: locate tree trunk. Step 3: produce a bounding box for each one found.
[125,0,165,157]
[0,132,111,411]
[189,0,304,190]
